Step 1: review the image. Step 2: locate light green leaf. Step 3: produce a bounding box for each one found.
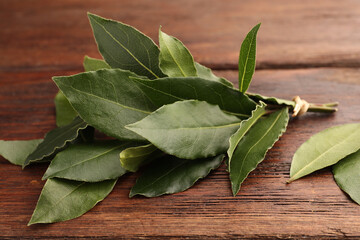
[54,69,256,141]
[120,144,162,172]
[127,100,242,159]
[333,150,360,205]
[129,76,256,119]
[238,23,261,93]
[246,92,295,107]
[159,29,197,77]
[195,62,233,87]
[130,154,224,197]
[230,107,289,196]
[24,117,88,167]
[289,123,360,182]
[43,141,136,182]
[88,13,165,79]
[227,102,267,161]
[83,56,110,72]
[0,139,42,166]
[55,91,78,127]
[28,178,116,225]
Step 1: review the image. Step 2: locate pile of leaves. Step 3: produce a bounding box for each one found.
[1,13,359,226]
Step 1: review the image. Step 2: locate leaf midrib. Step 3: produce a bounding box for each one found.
[90,15,159,79]
[46,144,128,178]
[233,110,284,185]
[161,34,187,77]
[130,121,242,131]
[290,128,360,181]
[239,31,256,92]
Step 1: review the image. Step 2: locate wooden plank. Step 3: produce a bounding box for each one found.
[1,0,360,71]
[1,68,359,239]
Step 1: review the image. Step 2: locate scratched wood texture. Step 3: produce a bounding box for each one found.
[1,0,360,239]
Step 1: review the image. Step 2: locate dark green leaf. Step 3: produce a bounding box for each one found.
[333,149,360,205]
[238,23,261,93]
[159,29,197,77]
[195,62,233,87]
[53,69,152,141]
[130,76,256,118]
[130,154,224,197]
[54,69,256,141]
[246,92,295,107]
[54,91,78,127]
[228,102,266,161]
[230,107,289,196]
[0,139,42,166]
[88,13,165,79]
[127,100,242,159]
[28,178,116,225]
[83,56,110,72]
[23,117,88,167]
[120,143,163,172]
[289,123,360,182]
[43,141,136,182]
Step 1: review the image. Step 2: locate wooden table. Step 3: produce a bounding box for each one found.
[1,1,360,239]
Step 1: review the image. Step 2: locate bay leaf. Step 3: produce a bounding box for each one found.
[54,69,256,141]
[28,178,116,225]
[289,123,360,182]
[53,69,152,141]
[126,100,242,159]
[23,117,88,167]
[54,91,78,127]
[227,102,266,161]
[246,92,295,107]
[83,55,110,72]
[43,141,136,182]
[230,107,289,196]
[195,62,233,87]
[130,154,224,197]
[0,139,42,166]
[238,23,261,93]
[120,143,163,172]
[159,29,197,77]
[130,76,256,118]
[88,13,165,79]
[333,149,360,205]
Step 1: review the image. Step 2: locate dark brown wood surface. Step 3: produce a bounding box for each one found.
[1,0,360,239]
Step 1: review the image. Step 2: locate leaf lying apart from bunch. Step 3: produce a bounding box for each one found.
[1,13,359,226]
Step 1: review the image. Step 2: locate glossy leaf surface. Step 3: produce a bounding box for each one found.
[54,69,151,141]
[289,123,360,182]
[83,56,110,71]
[0,139,42,166]
[120,144,162,172]
[54,91,78,127]
[230,107,289,196]
[333,150,360,205]
[88,13,165,79]
[54,69,256,141]
[227,102,266,161]
[24,117,88,167]
[130,154,224,197]
[28,178,116,225]
[195,62,233,87]
[238,23,261,93]
[246,92,295,107]
[130,76,256,118]
[127,100,242,159]
[43,141,135,182]
[159,29,197,77]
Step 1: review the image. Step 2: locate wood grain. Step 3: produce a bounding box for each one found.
[1,0,360,238]
[1,68,360,239]
[2,0,360,72]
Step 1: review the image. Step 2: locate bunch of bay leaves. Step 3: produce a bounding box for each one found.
[0,13,355,226]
